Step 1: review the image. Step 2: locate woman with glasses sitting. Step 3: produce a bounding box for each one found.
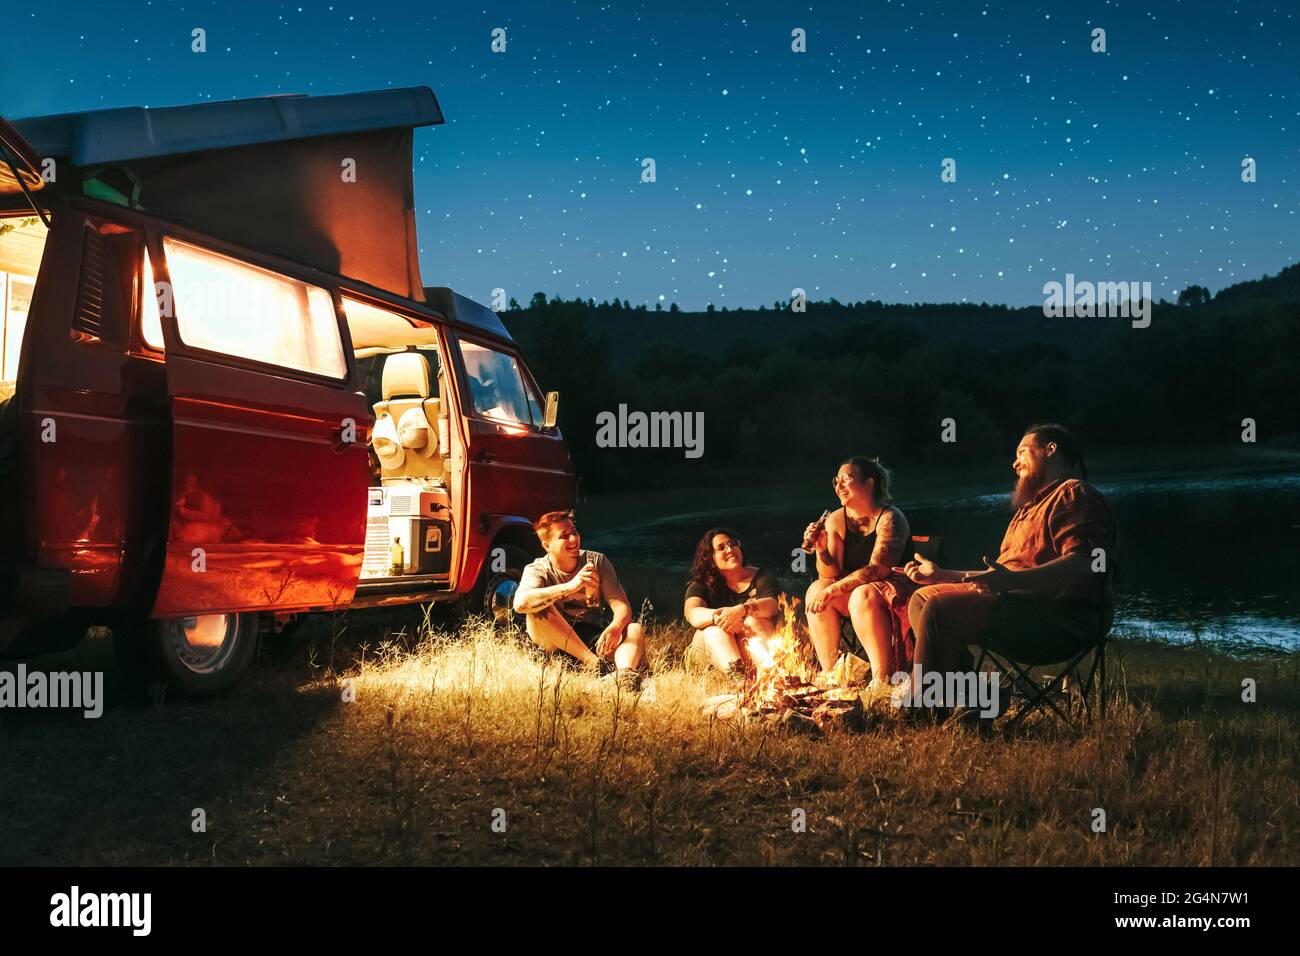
[683,528,782,692]
[803,456,917,702]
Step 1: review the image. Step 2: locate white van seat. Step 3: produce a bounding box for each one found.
[372,351,444,482]
[381,351,432,403]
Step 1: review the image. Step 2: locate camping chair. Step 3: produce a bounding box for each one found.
[973,593,1113,734]
[838,535,943,661]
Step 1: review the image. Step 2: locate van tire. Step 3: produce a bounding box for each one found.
[113,612,260,699]
[462,543,530,627]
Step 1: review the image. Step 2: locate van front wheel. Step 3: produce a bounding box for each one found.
[463,544,530,626]
[113,612,260,698]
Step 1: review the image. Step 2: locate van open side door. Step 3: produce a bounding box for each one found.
[149,235,371,617]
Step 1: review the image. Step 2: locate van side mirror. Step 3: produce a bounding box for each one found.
[543,391,559,429]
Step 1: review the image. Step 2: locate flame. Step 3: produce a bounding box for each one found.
[740,597,862,710]
[742,598,814,709]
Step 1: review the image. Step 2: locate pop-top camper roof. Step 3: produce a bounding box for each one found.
[9,87,444,301]
[423,287,512,341]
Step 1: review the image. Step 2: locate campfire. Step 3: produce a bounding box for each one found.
[704,598,869,734]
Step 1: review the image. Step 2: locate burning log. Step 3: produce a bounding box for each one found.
[693,600,875,731]
[811,696,865,733]
[779,692,806,710]
[697,597,872,733]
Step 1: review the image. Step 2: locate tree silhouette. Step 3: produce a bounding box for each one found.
[496,278,1300,491]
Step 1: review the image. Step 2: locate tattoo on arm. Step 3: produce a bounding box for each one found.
[834,566,870,590]
[514,582,570,615]
[871,508,909,568]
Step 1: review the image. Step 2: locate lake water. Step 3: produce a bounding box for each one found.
[586,472,1300,650]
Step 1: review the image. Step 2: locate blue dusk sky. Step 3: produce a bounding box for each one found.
[2,0,1297,309]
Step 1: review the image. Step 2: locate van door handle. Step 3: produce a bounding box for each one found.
[476,450,497,463]
[330,424,359,453]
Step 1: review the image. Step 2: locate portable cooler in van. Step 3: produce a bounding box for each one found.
[361,484,452,578]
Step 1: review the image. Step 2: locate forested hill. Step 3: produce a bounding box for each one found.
[490,265,1300,368]
[479,271,1299,490]
[1200,262,1300,309]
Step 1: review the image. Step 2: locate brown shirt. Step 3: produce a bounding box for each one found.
[996,477,1115,606]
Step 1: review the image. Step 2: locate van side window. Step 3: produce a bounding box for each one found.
[140,248,164,350]
[2,273,33,383]
[460,341,539,427]
[162,237,346,378]
[0,215,47,384]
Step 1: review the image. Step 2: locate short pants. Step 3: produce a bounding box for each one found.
[570,614,613,649]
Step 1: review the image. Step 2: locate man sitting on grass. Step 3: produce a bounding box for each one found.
[513,511,647,691]
[900,423,1116,718]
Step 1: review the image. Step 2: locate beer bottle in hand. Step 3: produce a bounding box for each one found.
[800,510,831,553]
[584,554,601,608]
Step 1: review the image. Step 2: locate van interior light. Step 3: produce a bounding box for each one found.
[164,238,346,378]
[342,295,440,351]
[141,249,163,350]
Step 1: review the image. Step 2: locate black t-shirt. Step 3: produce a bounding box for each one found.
[685,567,781,612]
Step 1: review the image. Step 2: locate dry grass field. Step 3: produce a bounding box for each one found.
[2,611,1297,866]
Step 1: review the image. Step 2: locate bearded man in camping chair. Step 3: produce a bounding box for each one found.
[897,423,1116,721]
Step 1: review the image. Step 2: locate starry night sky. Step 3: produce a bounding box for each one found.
[2,1,1296,309]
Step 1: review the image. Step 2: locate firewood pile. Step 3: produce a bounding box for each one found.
[702,665,869,736]
[699,599,870,736]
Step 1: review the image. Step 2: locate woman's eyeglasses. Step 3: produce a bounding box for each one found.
[713,540,741,553]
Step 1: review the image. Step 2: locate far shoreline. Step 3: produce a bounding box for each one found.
[578,445,1299,533]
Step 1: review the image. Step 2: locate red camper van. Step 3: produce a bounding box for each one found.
[0,87,575,694]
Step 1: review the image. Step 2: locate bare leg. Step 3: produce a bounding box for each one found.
[693,625,743,671]
[613,622,645,670]
[525,607,600,665]
[848,583,896,679]
[805,578,851,671]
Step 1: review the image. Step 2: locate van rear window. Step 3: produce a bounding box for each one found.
[161,238,346,379]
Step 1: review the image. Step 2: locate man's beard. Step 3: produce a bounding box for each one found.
[1011,468,1048,509]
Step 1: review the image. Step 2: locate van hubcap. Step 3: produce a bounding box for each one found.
[487,577,518,622]
[166,613,242,675]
